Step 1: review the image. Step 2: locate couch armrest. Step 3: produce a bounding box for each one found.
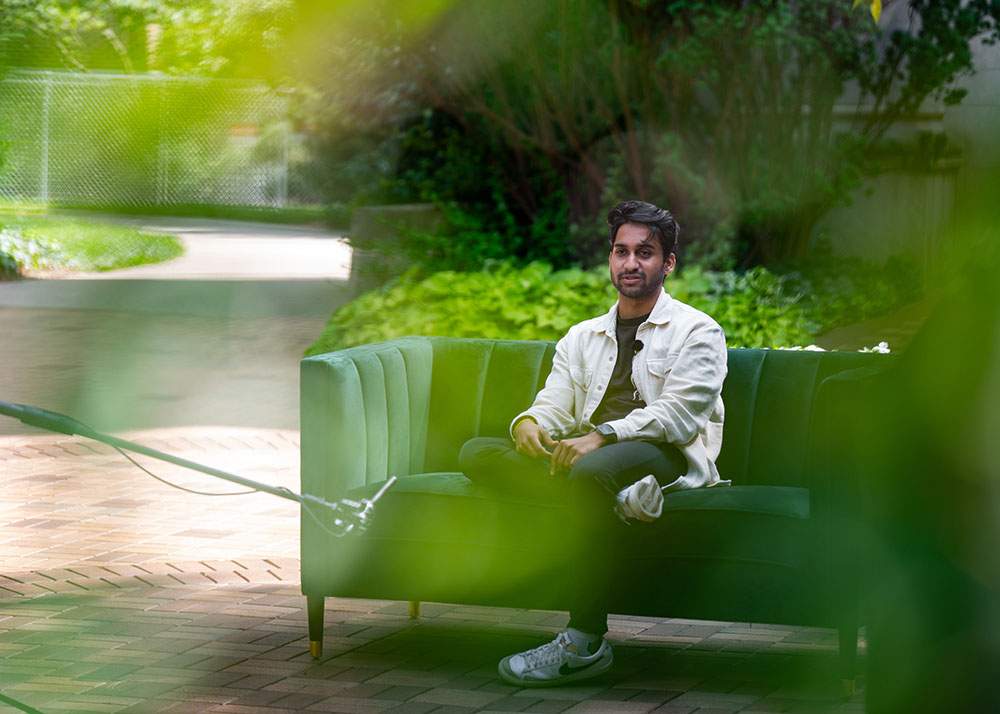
[300,338,434,503]
[807,363,892,614]
[809,365,889,502]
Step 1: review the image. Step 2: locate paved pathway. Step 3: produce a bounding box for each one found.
[30,214,355,282]
[1,220,866,713]
[0,216,354,436]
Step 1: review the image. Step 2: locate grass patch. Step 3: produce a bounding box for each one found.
[0,212,184,274]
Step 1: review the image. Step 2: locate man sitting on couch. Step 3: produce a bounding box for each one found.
[459,199,730,687]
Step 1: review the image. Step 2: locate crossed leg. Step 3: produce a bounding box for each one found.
[459,436,686,634]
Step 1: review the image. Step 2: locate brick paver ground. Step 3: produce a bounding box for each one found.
[1,428,867,714]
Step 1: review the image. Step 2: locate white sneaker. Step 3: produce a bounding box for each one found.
[615,474,663,522]
[498,631,613,687]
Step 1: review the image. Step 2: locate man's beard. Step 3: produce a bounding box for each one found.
[612,270,661,298]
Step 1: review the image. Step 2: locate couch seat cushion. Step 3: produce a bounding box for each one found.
[625,485,810,570]
[349,477,809,571]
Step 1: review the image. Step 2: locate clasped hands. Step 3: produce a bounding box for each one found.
[514,419,607,475]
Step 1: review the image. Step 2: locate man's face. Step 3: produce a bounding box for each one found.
[609,222,675,299]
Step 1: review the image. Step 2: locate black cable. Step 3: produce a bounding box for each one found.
[113,445,257,497]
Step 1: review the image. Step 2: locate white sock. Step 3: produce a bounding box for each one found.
[566,627,603,655]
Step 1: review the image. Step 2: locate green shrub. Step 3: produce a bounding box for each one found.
[671,266,816,349]
[371,112,575,271]
[0,227,63,277]
[386,199,573,274]
[0,236,18,278]
[306,262,814,356]
[775,254,924,334]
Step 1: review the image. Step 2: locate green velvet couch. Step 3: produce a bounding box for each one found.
[300,336,883,688]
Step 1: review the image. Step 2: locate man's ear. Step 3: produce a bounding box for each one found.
[663,253,676,278]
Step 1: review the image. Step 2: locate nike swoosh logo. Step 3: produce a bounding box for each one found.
[559,660,599,676]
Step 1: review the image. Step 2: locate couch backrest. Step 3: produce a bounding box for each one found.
[420,338,882,488]
[718,348,879,487]
[301,336,884,497]
[423,338,556,472]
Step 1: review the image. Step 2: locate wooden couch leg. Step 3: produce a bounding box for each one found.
[409,600,420,618]
[839,624,858,697]
[308,595,324,659]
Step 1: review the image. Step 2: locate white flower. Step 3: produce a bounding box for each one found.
[775,344,826,351]
[774,342,890,353]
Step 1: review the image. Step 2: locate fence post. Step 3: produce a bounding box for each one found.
[273,90,289,208]
[278,117,289,208]
[40,72,52,204]
[156,80,168,206]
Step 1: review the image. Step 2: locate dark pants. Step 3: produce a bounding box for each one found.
[458,437,686,635]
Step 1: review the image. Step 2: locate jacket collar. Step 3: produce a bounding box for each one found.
[592,288,674,335]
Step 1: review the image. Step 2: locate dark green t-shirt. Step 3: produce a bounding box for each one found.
[591,311,650,425]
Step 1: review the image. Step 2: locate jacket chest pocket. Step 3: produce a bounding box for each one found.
[643,355,677,391]
[644,357,674,377]
[569,366,594,390]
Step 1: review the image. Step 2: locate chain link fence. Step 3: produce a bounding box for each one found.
[0,70,322,208]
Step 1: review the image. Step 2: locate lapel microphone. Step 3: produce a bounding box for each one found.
[632,340,644,355]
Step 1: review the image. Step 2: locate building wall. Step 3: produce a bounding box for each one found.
[944,36,1000,222]
[815,7,999,266]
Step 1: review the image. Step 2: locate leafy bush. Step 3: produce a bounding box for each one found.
[671,267,816,349]
[371,112,577,270]
[382,199,574,274]
[775,254,924,334]
[0,227,63,277]
[305,262,815,357]
[0,233,19,278]
[0,252,13,278]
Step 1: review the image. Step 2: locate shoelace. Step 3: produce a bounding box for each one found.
[522,632,573,668]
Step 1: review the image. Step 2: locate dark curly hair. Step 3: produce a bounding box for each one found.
[607,200,679,258]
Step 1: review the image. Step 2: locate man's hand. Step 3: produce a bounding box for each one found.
[514,419,558,460]
[549,431,607,474]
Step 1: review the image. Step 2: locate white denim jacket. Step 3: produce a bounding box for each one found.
[511,289,729,492]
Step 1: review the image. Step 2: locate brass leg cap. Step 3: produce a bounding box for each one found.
[408,601,420,618]
[309,640,322,659]
[841,679,856,698]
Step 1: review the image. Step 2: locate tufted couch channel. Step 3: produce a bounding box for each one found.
[300,336,884,691]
